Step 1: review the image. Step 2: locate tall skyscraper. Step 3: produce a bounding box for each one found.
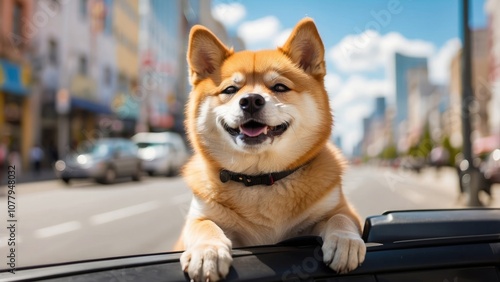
[373,96,386,120]
[394,53,428,143]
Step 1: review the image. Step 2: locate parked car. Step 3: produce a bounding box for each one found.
[54,138,142,184]
[400,156,425,173]
[132,132,189,176]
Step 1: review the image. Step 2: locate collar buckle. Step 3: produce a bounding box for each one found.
[219,170,231,183]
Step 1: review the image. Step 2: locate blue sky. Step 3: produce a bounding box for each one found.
[210,0,488,154]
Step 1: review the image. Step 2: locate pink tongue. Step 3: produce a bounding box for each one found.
[240,126,267,137]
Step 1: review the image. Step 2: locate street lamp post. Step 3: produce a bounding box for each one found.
[461,0,482,206]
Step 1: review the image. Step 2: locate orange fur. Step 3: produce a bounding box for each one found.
[178,18,365,281]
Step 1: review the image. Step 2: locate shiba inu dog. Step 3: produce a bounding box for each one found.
[177,18,366,281]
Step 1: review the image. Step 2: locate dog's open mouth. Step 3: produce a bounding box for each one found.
[223,119,289,143]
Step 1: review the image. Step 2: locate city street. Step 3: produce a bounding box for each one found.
[1,166,499,269]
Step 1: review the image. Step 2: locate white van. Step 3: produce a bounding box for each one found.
[132,132,189,176]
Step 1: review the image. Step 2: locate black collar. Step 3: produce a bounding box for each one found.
[219,166,302,187]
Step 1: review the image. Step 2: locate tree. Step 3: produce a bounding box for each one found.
[379,143,398,160]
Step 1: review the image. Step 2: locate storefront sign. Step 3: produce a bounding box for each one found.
[0,59,31,95]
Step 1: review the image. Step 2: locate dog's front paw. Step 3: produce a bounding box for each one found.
[322,231,366,274]
[180,240,233,282]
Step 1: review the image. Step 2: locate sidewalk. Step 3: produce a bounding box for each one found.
[412,166,500,208]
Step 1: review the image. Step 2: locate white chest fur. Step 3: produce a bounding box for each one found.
[188,182,341,246]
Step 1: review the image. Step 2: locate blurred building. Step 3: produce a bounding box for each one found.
[406,67,446,148]
[373,96,386,120]
[407,67,431,146]
[361,97,391,157]
[111,0,140,135]
[352,140,363,157]
[486,0,500,138]
[138,0,182,133]
[1,0,241,168]
[394,53,428,152]
[30,0,67,167]
[375,53,450,158]
[333,135,342,151]
[0,0,34,169]
[360,117,371,155]
[31,0,142,163]
[446,28,491,150]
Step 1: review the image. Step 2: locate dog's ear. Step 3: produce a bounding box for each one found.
[279,18,326,78]
[188,25,233,84]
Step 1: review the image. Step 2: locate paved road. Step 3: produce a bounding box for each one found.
[0,176,192,268]
[0,166,498,269]
[344,166,465,217]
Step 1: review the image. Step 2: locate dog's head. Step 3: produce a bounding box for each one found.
[185,18,332,174]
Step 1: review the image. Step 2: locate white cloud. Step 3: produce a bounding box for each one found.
[237,16,281,46]
[328,75,391,154]
[329,30,384,73]
[273,28,292,47]
[429,38,461,85]
[333,102,373,154]
[333,102,372,133]
[211,2,246,27]
[331,75,392,109]
[382,32,435,59]
[324,73,342,95]
[329,31,435,73]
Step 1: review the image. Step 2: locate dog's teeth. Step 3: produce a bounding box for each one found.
[264,126,268,135]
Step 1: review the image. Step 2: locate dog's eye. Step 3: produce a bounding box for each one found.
[222,86,238,94]
[272,84,290,93]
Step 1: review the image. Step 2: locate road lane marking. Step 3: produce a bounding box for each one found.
[397,187,425,204]
[89,201,160,225]
[34,221,82,238]
[171,193,192,205]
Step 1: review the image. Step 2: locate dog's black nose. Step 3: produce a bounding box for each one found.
[239,94,265,114]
